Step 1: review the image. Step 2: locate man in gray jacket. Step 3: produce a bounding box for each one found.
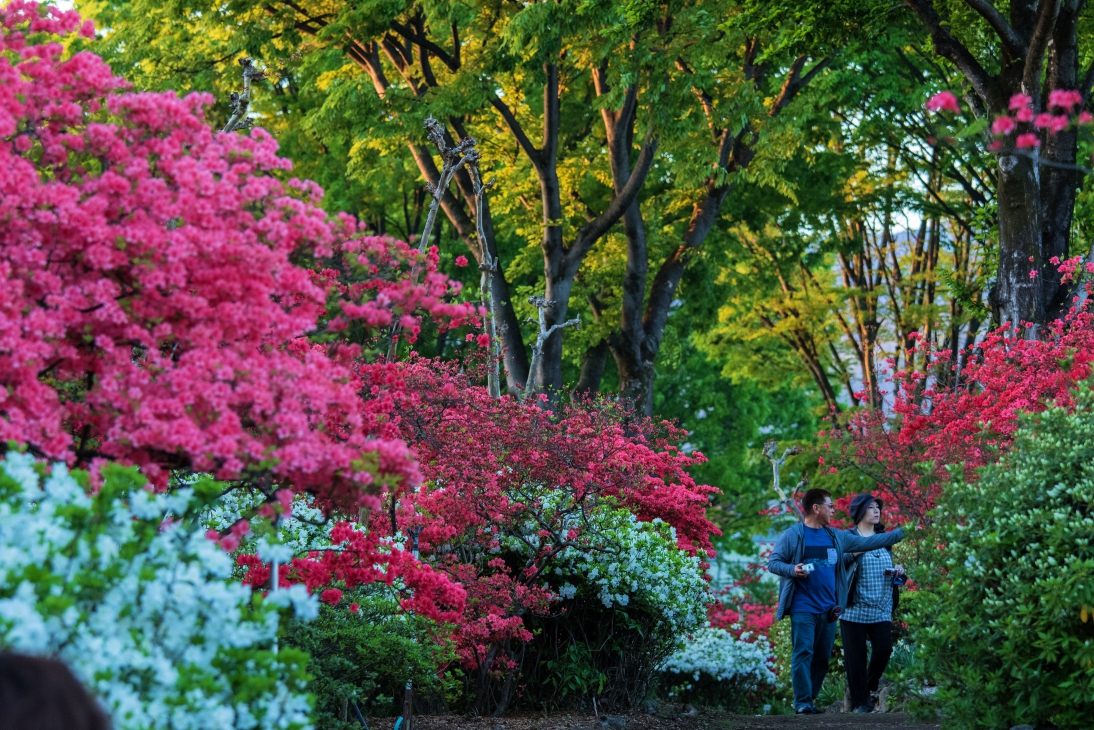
[767,488,905,714]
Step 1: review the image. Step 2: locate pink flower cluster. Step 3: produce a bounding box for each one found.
[926,91,961,115]
[0,2,475,505]
[984,92,1093,150]
[929,89,1093,152]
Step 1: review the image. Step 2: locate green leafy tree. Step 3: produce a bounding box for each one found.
[695,32,995,413]
[79,0,840,411]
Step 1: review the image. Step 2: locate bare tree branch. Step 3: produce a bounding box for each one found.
[468,161,502,399]
[386,118,478,358]
[963,0,1027,59]
[1022,0,1063,100]
[762,441,805,521]
[523,296,579,402]
[904,0,992,102]
[222,57,265,133]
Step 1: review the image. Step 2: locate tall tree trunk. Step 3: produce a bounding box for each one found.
[608,193,655,412]
[905,0,1087,330]
[534,63,568,395]
[492,62,657,399]
[610,51,829,411]
[993,151,1045,328]
[593,69,657,412]
[1041,0,1082,318]
[572,339,610,396]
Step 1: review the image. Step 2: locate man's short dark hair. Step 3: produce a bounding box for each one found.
[802,488,832,515]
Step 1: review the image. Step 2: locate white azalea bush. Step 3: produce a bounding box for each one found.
[503,494,710,706]
[505,494,709,636]
[551,511,708,635]
[661,627,776,709]
[200,486,331,557]
[0,451,316,730]
[663,627,776,684]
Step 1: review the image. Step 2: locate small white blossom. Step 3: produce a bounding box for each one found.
[0,452,314,730]
[662,627,776,688]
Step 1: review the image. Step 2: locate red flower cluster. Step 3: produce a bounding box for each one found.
[238,519,468,623]
[825,307,1094,527]
[708,563,775,640]
[374,360,719,668]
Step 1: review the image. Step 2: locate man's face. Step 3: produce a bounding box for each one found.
[811,498,834,525]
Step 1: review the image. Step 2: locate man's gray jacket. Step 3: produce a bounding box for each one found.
[767,523,905,621]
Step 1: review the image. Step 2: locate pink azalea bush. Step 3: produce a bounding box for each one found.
[0,0,473,504]
[0,0,484,628]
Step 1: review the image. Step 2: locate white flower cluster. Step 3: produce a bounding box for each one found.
[505,494,709,637]
[0,452,315,730]
[201,487,331,556]
[662,627,776,688]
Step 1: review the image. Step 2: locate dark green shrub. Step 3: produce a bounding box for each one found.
[282,590,458,727]
[520,599,681,710]
[909,384,1094,729]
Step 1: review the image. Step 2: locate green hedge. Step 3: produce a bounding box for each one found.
[908,382,1094,729]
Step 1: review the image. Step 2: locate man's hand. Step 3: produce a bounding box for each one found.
[794,563,809,578]
[893,564,905,576]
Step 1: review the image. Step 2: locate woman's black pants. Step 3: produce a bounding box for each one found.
[840,620,893,709]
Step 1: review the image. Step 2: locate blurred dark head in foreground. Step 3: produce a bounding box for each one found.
[0,653,110,730]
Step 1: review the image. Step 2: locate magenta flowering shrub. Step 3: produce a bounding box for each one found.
[0,1,474,503]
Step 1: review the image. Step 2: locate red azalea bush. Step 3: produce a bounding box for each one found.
[377,360,718,708]
[823,308,1094,526]
[708,557,776,639]
[849,88,1094,525]
[228,359,721,710]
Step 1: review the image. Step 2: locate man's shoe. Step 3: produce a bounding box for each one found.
[853,705,872,713]
[796,706,818,715]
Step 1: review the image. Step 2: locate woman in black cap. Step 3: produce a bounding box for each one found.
[840,494,905,713]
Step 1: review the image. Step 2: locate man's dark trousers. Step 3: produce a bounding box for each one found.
[790,613,837,710]
[840,620,893,709]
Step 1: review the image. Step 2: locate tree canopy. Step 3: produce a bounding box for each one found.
[69,0,1094,550]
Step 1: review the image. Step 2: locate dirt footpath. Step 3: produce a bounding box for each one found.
[727,715,938,730]
[363,711,939,730]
